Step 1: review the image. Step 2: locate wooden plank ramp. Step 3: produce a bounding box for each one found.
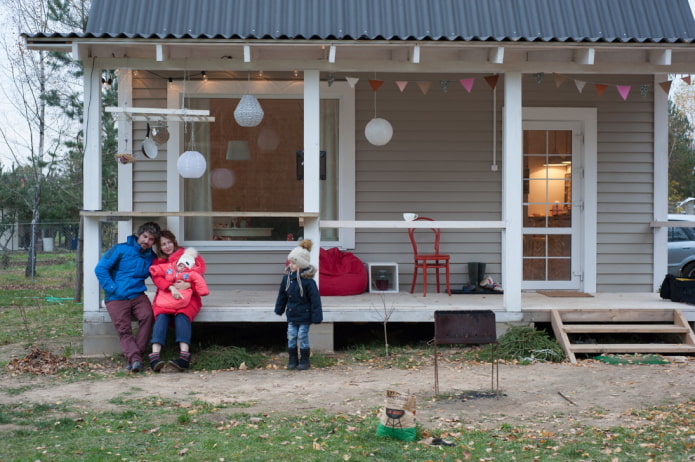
[550,309,695,364]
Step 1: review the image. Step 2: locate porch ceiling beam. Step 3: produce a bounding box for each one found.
[649,49,672,66]
[328,44,336,63]
[410,44,420,63]
[156,44,169,62]
[574,47,595,65]
[488,46,504,64]
[244,45,252,62]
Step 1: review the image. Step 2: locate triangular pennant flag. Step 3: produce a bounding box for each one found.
[440,80,450,93]
[417,81,431,95]
[459,78,475,93]
[395,81,408,92]
[553,73,568,88]
[369,80,384,92]
[574,80,586,93]
[616,85,631,101]
[658,80,672,94]
[683,75,692,85]
[640,84,650,98]
[484,75,499,89]
[534,72,544,84]
[327,74,335,87]
[345,77,359,88]
[595,83,608,96]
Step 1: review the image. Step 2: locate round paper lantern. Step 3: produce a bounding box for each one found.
[234,94,264,127]
[365,118,393,146]
[177,150,207,178]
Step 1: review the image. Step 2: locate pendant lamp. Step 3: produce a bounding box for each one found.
[365,75,393,146]
[234,94,264,127]
[177,150,207,178]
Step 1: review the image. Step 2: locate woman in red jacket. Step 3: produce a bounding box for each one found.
[148,230,207,372]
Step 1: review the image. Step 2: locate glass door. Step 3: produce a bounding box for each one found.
[522,124,582,290]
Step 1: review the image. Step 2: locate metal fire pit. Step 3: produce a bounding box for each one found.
[432,310,499,396]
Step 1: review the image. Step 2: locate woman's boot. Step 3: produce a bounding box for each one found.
[297,348,311,370]
[169,351,191,371]
[287,347,299,370]
[467,262,479,291]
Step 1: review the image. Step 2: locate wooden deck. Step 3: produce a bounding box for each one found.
[193,290,695,324]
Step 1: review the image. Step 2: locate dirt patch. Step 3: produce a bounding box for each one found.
[1,352,693,432]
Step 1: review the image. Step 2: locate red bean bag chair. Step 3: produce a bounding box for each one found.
[319,247,368,296]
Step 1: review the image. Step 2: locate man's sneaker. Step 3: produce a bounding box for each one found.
[130,360,143,373]
[492,283,504,293]
[479,276,494,288]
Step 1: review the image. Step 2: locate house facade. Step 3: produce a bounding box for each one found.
[24,0,695,353]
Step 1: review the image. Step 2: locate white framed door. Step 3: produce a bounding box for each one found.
[522,108,597,292]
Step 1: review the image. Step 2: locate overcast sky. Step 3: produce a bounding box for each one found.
[0,1,694,166]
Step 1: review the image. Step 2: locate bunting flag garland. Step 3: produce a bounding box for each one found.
[337,72,684,99]
[484,75,499,89]
[459,78,475,93]
[345,76,359,88]
[574,80,586,93]
[616,85,631,101]
[369,80,384,92]
[417,81,431,95]
[659,80,672,94]
[327,74,335,87]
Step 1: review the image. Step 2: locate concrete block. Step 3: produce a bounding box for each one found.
[309,323,334,352]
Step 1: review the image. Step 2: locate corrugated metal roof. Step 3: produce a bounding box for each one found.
[40,0,695,43]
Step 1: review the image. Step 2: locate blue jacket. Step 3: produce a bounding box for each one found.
[95,235,157,302]
[274,265,323,324]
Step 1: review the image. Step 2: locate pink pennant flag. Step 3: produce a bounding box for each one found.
[417,81,431,95]
[395,81,408,92]
[616,85,631,101]
[683,75,692,85]
[574,80,586,93]
[553,73,568,88]
[459,78,475,93]
[595,84,608,96]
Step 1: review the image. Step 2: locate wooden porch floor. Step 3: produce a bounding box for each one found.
[194,290,695,324]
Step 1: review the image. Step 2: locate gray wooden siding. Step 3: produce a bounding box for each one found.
[131,72,656,293]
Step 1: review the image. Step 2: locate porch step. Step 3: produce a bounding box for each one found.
[550,309,695,364]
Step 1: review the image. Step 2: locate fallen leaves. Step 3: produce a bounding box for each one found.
[5,345,71,375]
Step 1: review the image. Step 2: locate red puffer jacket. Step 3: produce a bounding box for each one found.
[150,247,207,322]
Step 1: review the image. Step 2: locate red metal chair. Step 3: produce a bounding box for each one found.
[408,217,451,296]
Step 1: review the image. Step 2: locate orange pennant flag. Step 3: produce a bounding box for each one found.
[594,84,608,96]
[683,75,692,85]
[369,80,384,92]
[417,81,431,95]
[658,80,672,93]
[484,75,499,89]
[553,73,568,88]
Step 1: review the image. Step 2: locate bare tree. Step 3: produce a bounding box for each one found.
[0,0,82,279]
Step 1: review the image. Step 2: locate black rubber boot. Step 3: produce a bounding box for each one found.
[287,348,299,370]
[297,348,311,370]
[478,263,487,286]
[467,262,479,291]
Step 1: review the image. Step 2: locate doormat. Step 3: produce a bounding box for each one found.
[538,291,593,297]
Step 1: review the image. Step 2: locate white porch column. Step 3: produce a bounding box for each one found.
[653,73,669,290]
[83,61,103,314]
[303,70,321,281]
[502,72,523,312]
[117,70,134,241]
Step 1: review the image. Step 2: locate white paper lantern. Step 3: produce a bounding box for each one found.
[234,94,264,127]
[177,150,207,178]
[365,117,393,146]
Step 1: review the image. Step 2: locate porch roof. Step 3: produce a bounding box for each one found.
[33,0,695,43]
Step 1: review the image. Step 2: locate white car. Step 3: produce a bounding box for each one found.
[668,214,695,277]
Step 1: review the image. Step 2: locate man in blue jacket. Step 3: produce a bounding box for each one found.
[95,222,161,372]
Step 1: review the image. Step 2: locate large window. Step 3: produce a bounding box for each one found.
[168,81,354,246]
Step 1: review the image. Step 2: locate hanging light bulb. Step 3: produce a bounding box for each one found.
[201,71,208,81]
[234,94,264,127]
[177,151,207,178]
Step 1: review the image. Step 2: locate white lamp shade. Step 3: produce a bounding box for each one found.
[365,118,393,146]
[234,94,264,127]
[177,150,207,178]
